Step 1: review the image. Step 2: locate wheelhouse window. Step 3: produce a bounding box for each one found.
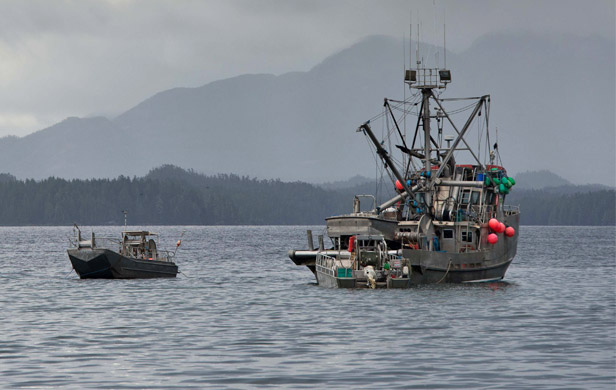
[460,189,471,205]
[471,191,480,205]
[442,229,454,239]
[461,231,473,242]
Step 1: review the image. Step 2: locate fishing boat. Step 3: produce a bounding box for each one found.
[290,53,520,287]
[67,224,179,279]
[315,234,410,289]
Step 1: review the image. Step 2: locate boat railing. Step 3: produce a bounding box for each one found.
[72,234,175,262]
[387,253,401,262]
[352,194,377,214]
[317,252,352,270]
[475,204,503,223]
[122,246,175,262]
[472,204,519,223]
[503,205,520,215]
[74,235,120,249]
[154,250,175,262]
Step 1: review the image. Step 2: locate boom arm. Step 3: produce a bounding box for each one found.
[358,122,413,197]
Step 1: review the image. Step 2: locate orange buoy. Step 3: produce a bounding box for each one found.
[395,180,404,191]
[488,233,498,244]
[505,226,515,237]
[488,218,499,231]
[498,222,506,233]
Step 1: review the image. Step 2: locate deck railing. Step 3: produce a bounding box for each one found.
[73,235,175,262]
[317,252,352,270]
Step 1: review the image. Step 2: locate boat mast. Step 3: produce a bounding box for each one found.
[422,87,431,174]
[122,210,128,232]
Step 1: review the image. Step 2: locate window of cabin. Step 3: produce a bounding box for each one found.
[461,230,473,242]
[460,189,471,205]
[442,229,454,239]
[471,191,480,205]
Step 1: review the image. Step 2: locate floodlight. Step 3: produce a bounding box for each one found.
[405,70,417,84]
[439,70,451,83]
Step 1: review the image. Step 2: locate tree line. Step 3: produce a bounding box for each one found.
[0,166,613,226]
[506,189,615,226]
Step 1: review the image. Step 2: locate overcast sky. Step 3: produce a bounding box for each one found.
[0,0,613,138]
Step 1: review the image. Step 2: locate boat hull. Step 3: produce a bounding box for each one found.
[408,257,512,284]
[387,276,411,288]
[316,273,357,288]
[404,215,519,284]
[67,248,178,279]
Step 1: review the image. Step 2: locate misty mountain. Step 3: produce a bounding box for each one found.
[0,33,613,185]
[318,175,373,190]
[514,170,572,189]
[512,169,614,195]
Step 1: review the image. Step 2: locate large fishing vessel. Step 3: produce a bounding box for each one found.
[289,55,520,287]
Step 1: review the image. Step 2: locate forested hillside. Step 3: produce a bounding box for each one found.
[506,189,615,226]
[0,166,351,225]
[0,166,613,226]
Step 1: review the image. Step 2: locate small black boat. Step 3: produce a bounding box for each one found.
[68,225,178,279]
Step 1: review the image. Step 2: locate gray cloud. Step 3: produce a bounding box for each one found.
[0,0,613,137]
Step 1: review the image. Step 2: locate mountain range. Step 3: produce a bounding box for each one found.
[0,32,613,186]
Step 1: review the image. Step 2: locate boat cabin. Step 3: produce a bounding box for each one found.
[120,231,162,261]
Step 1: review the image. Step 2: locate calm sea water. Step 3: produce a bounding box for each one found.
[0,225,614,389]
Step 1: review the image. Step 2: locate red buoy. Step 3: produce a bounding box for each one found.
[488,233,498,244]
[395,180,404,191]
[348,235,355,252]
[488,218,499,231]
[498,222,506,233]
[505,226,515,237]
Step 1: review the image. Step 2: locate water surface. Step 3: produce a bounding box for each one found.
[0,225,614,389]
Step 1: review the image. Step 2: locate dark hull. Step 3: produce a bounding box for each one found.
[409,258,512,284]
[316,274,358,288]
[67,248,178,279]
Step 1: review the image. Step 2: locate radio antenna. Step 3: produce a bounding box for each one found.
[416,22,420,68]
[444,8,447,69]
[409,11,412,69]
